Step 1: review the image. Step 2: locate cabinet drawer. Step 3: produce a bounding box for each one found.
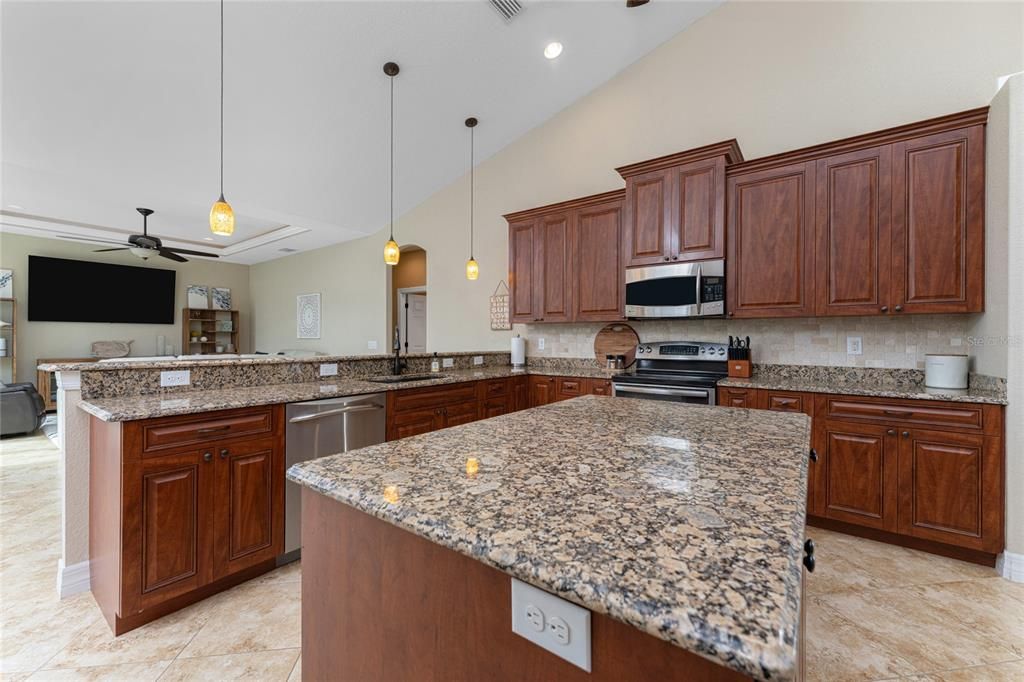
[556,377,589,400]
[822,396,985,432]
[142,408,274,455]
[718,387,759,409]
[479,379,509,398]
[765,391,810,414]
[391,383,478,413]
[590,379,613,396]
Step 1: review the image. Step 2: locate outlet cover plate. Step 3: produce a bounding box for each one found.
[319,363,339,377]
[511,578,590,671]
[442,357,455,368]
[538,338,545,351]
[159,370,191,387]
[847,336,863,355]
[367,340,378,350]
[473,355,484,366]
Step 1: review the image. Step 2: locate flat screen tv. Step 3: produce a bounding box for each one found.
[28,255,176,324]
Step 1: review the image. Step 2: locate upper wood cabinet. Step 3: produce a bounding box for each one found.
[506,190,624,324]
[726,160,817,318]
[727,107,987,319]
[617,141,742,267]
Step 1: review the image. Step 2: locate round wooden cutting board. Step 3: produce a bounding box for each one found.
[593,323,640,368]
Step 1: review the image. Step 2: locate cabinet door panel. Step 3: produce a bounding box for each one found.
[218,441,282,575]
[539,213,572,322]
[717,387,761,409]
[480,396,510,420]
[509,219,538,323]
[897,429,1001,551]
[674,159,725,261]
[389,407,442,441]
[443,400,479,428]
[624,170,671,267]
[815,146,892,316]
[529,376,556,407]
[573,199,624,321]
[892,126,984,313]
[512,377,529,412]
[821,422,897,531]
[727,162,815,317]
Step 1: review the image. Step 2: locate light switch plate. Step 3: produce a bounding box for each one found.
[538,338,545,351]
[511,578,591,671]
[159,370,191,387]
[473,355,484,366]
[442,357,454,368]
[319,363,338,377]
[367,340,378,350]
[846,336,863,355]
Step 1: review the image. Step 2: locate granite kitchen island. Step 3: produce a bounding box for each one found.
[288,395,812,681]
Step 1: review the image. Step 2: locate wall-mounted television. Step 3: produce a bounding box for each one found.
[28,255,176,324]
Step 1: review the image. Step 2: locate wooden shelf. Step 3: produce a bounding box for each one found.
[182,308,240,355]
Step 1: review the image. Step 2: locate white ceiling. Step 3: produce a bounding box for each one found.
[1,0,720,264]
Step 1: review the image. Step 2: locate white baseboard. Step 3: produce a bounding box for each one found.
[56,558,91,599]
[997,551,1024,583]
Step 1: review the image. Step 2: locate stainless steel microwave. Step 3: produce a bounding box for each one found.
[624,259,725,318]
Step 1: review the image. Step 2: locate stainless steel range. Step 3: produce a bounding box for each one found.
[611,340,728,405]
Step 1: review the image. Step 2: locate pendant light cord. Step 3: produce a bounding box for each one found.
[389,74,395,241]
[469,125,474,259]
[219,0,224,198]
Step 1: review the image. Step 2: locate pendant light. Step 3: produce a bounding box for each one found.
[464,117,479,281]
[382,62,401,266]
[209,0,234,236]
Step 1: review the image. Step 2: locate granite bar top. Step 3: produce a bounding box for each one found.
[718,364,1007,405]
[287,396,810,681]
[78,366,620,422]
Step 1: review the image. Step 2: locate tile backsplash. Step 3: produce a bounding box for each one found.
[514,314,977,370]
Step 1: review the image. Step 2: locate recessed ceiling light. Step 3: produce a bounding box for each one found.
[544,42,563,60]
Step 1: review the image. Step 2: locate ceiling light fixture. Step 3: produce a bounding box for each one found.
[383,61,401,266]
[465,117,479,281]
[209,0,234,237]
[544,42,563,59]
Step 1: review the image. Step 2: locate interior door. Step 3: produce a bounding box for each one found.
[401,292,427,353]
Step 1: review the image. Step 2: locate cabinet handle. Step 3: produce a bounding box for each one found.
[809,448,818,462]
[894,305,903,312]
[803,538,816,573]
[887,429,896,436]
[880,305,889,313]
[219,448,229,459]
[902,431,910,438]
[203,452,213,463]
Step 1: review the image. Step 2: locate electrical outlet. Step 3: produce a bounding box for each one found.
[511,578,590,671]
[319,363,338,377]
[367,340,378,351]
[473,355,484,366]
[846,336,863,355]
[442,357,454,369]
[538,338,545,351]
[159,370,191,387]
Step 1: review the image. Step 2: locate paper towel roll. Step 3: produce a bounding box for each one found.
[511,335,526,369]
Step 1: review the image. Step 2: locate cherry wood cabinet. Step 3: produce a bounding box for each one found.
[386,383,482,441]
[816,420,898,531]
[617,141,741,267]
[590,378,614,396]
[507,191,624,324]
[717,386,761,409]
[726,160,817,318]
[511,375,529,411]
[528,375,558,407]
[90,406,285,635]
[555,377,590,401]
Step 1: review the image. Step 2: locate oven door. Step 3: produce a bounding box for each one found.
[611,382,715,405]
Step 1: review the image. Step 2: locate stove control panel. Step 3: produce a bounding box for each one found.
[634,341,728,360]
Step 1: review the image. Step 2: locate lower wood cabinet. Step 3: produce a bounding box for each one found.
[386,383,482,441]
[90,406,285,635]
[529,375,558,407]
[590,378,613,396]
[718,386,1005,561]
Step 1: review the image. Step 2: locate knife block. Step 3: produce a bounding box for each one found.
[728,360,752,378]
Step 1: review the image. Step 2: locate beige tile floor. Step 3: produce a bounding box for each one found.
[2,432,1022,681]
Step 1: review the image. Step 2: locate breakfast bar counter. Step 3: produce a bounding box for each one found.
[288,396,812,681]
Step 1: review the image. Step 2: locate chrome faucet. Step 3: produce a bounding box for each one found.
[392,326,407,375]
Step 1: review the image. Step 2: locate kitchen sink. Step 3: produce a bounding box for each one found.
[366,373,447,384]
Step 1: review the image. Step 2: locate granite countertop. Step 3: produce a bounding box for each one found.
[718,375,1007,405]
[78,366,620,422]
[287,396,810,681]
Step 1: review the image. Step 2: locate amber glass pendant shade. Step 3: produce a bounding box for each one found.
[210,195,234,236]
[466,257,479,280]
[384,239,400,265]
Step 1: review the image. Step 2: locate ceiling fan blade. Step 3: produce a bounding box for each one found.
[93,247,129,252]
[164,247,220,258]
[158,249,188,263]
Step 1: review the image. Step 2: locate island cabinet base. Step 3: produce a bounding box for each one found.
[301,490,751,682]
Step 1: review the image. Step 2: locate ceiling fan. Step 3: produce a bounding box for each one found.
[64,208,220,262]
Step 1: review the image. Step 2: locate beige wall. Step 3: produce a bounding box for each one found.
[0,231,252,384]
[390,247,427,332]
[250,1,1023,357]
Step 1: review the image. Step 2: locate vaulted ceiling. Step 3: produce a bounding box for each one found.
[1,0,720,263]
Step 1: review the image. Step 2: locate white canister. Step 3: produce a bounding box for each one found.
[511,335,526,369]
[925,354,969,389]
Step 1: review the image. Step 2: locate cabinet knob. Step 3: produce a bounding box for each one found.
[672,255,679,261]
[803,554,816,573]
[887,429,896,436]
[894,305,903,312]
[881,305,889,313]
[902,431,910,438]
[809,448,818,463]
[663,256,670,262]
[727,312,735,317]
[219,448,229,459]
[203,452,213,463]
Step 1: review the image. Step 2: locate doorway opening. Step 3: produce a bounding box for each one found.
[390,246,426,354]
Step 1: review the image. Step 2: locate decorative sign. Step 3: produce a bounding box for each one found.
[490,280,511,331]
[297,293,322,339]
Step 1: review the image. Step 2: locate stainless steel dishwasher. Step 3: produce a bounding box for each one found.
[282,392,386,563]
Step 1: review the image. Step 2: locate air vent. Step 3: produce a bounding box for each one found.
[279,247,298,253]
[490,0,522,22]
